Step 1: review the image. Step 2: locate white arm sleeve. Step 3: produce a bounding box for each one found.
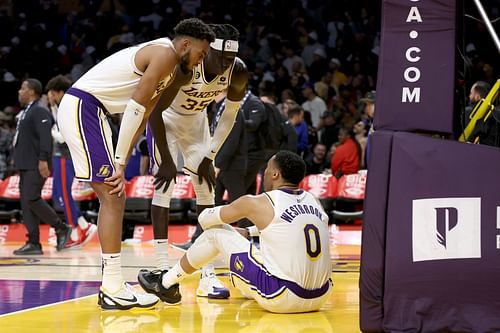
[207,99,241,160]
[50,105,65,143]
[198,206,225,230]
[114,99,146,165]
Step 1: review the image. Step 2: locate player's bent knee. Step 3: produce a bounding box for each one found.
[91,182,126,206]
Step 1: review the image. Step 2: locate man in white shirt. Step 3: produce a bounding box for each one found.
[301,82,327,128]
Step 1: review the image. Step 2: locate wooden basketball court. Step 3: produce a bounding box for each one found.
[0,224,361,332]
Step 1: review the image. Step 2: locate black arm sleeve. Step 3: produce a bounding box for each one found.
[243,97,266,132]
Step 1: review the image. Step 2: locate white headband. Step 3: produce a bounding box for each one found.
[210,38,239,52]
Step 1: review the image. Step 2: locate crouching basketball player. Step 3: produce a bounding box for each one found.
[138,151,333,313]
[138,24,247,301]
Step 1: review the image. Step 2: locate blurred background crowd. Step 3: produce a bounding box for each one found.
[0,0,498,181]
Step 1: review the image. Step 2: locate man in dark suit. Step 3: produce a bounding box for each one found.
[241,90,268,196]
[214,106,247,206]
[13,78,71,255]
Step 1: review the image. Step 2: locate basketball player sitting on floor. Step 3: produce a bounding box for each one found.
[138,151,333,313]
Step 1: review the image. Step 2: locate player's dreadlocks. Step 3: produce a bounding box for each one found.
[174,18,215,43]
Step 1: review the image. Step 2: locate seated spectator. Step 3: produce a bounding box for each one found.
[314,72,336,106]
[277,89,295,115]
[353,120,369,169]
[301,31,324,67]
[275,66,291,96]
[282,45,304,76]
[290,75,306,104]
[465,81,490,126]
[330,127,361,178]
[305,143,330,175]
[281,99,298,118]
[302,82,327,128]
[360,90,376,166]
[319,111,341,152]
[308,48,328,83]
[303,111,318,149]
[329,58,348,96]
[287,104,308,156]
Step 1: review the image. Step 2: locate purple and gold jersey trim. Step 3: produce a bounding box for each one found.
[229,245,332,300]
[66,88,115,182]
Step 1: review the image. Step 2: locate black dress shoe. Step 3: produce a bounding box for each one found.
[55,224,72,251]
[13,242,43,255]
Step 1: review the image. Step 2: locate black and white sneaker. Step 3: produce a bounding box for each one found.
[137,269,182,305]
[98,282,159,310]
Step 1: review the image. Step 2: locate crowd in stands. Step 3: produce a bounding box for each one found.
[0,0,498,181]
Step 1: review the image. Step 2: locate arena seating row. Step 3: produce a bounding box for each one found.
[0,171,366,224]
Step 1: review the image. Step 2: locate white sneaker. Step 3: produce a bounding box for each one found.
[79,223,98,247]
[98,282,159,310]
[196,267,230,299]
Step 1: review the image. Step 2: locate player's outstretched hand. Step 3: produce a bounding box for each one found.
[197,157,216,193]
[105,164,126,197]
[154,160,177,192]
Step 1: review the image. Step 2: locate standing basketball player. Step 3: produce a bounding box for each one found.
[46,74,97,249]
[138,24,248,300]
[139,151,333,313]
[57,18,215,310]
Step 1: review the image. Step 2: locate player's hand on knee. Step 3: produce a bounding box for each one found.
[105,165,125,197]
[154,161,177,192]
[197,157,216,193]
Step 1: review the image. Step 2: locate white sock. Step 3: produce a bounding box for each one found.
[101,253,124,293]
[153,239,169,271]
[162,262,187,288]
[77,216,89,229]
[201,263,215,277]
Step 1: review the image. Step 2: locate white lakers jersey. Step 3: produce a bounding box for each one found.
[260,189,331,290]
[169,60,235,115]
[74,38,175,114]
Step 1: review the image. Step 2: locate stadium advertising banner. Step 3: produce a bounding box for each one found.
[374,0,456,133]
[381,133,500,332]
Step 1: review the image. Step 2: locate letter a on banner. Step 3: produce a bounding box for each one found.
[374,0,456,134]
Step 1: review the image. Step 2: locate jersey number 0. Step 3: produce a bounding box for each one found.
[304,224,322,260]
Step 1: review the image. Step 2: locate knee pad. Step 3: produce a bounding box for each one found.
[152,181,175,208]
[186,228,219,268]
